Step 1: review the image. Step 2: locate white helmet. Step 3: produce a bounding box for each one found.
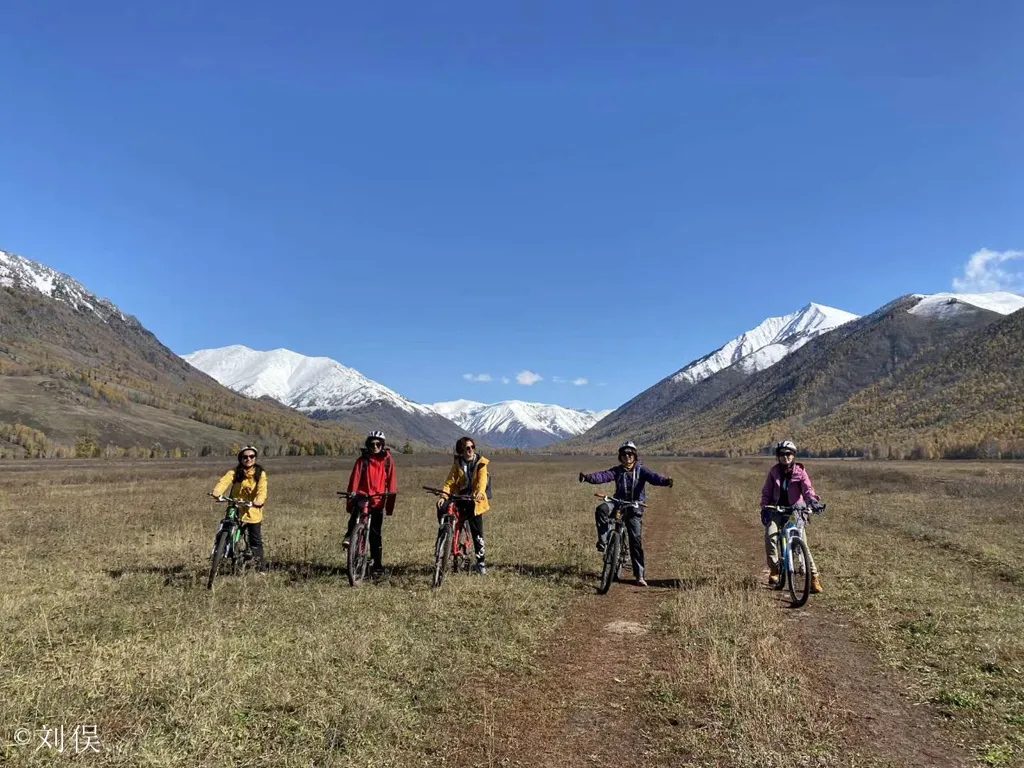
[618,440,638,455]
[775,440,797,456]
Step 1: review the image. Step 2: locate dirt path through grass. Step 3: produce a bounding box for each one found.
[698,465,973,768]
[448,487,685,767]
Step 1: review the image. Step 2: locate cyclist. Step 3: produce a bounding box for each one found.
[435,436,490,575]
[212,445,269,572]
[344,430,398,575]
[578,440,673,587]
[760,440,824,593]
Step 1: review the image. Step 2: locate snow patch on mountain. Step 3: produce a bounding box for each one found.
[428,400,611,447]
[184,345,435,415]
[0,247,127,322]
[671,303,859,385]
[909,292,1024,320]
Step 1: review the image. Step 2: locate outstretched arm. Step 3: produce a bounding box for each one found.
[641,466,673,487]
[580,468,616,484]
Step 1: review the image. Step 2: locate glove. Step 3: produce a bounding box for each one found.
[578,472,586,483]
[760,507,772,527]
[810,501,826,514]
[666,478,674,488]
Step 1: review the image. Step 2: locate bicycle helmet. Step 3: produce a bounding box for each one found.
[618,440,638,455]
[365,430,386,449]
[775,440,797,456]
[237,445,259,462]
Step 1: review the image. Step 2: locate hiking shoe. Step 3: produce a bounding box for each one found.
[342,536,351,550]
[810,574,823,594]
[371,565,386,577]
[596,540,605,553]
[768,564,780,587]
[475,562,488,576]
[636,578,648,587]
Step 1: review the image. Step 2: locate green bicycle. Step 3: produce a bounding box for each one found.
[206,493,256,590]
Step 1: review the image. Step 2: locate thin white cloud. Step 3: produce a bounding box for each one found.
[462,373,492,383]
[573,378,589,386]
[516,370,542,386]
[552,376,567,384]
[501,376,511,385]
[953,248,1024,293]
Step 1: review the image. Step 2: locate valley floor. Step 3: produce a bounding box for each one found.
[1,457,1022,766]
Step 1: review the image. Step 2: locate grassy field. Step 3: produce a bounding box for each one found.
[1,456,1022,766]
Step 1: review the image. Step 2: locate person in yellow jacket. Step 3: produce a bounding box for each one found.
[212,445,269,572]
[436,436,491,574]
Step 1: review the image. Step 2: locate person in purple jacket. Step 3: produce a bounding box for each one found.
[578,440,673,587]
[760,440,825,593]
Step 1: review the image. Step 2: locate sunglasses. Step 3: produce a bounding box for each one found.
[241,454,257,461]
[369,440,384,447]
[779,452,795,458]
[462,444,476,452]
[619,450,636,457]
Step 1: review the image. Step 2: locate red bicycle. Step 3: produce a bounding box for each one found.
[423,486,475,588]
[337,491,394,587]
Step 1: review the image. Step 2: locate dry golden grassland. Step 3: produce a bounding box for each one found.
[1,456,1021,767]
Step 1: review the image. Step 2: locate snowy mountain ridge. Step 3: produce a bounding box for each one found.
[428,400,612,448]
[670,303,860,385]
[0,248,128,322]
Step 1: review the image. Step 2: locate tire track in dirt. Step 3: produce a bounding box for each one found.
[447,487,687,768]
[691,466,973,768]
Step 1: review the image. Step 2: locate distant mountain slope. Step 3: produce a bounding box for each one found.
[0,247,363,457]
[185,346,465,447]
[797,306,1024,457]
[581,303,858,445]
[428,400,611,449]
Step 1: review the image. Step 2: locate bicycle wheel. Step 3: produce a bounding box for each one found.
[207,531,229,590]
[232,531,251,577]
[788,538,812,608]
[774,539,788,591]
[347,519,370,587]
[598,529,622,595]
[432,520,453,589]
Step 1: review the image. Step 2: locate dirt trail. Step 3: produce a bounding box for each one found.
[450,464,973,768]
[700,472,973,768]
[448,494,684,767]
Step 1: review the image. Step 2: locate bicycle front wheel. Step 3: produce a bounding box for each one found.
[788,538,812,608]
[432,520,453,589]
[598,530,622,595]
[207,531,229,590]
[347,520,370,587]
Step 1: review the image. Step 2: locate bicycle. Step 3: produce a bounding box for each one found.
[206,493,258,590]
[594,493,646,595]
[337,491,395,587]
[765,503,825,608]
[423,486,477,589]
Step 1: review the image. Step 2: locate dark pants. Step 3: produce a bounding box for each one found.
[595,503,645,580]
[438,499,486,563]
[347,503,385,567]
[242,522,265,568]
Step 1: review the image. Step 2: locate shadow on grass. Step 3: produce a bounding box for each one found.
[106,563,200,588]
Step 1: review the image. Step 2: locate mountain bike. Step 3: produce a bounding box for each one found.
[594,494,646,595]
[337,492,394,587]
[423,487,476,589]
[206,493,257,590]
[766,503,825,608]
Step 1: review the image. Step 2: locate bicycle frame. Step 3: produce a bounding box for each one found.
[440,499,473,562]
[779,509,805,578]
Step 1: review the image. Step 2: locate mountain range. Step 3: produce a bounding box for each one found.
[3,243,1023,460]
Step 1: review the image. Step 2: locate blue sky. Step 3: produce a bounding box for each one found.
[1,1,1022,411]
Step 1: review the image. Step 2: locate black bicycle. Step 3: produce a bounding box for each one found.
[594,493,645,595]
[337,491,394,587]
[207,493,257,590]
[423,487,476,589]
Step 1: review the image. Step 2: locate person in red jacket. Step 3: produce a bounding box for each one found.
[344,430,398,575]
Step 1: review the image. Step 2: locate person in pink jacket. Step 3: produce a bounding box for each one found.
[760,440,825,593]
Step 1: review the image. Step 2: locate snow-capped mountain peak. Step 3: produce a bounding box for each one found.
[0,247,128,322]
[184,345,434,416]
[671,302,859,385]
[427,399,611,448]
[908,292,1024,320]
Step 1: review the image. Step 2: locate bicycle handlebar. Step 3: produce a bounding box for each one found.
[336,491,396,499]
[208,493,257,508]
[764,503,825,513]
[422,486,476,501]
[594,493,647,508]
